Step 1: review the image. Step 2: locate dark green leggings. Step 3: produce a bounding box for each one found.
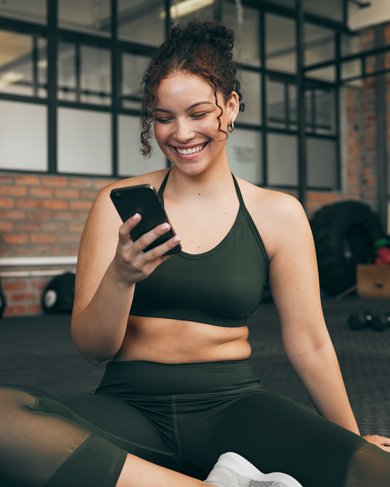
[0,359,389,487]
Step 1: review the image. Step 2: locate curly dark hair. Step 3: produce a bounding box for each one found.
[140,19,244,157]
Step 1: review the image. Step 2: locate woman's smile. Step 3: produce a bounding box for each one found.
[169,141,210,158]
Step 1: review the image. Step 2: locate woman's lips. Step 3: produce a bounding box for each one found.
[170,141,209,158]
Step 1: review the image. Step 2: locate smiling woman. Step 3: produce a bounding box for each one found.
[140,20,243,158]
[1,18,390,487]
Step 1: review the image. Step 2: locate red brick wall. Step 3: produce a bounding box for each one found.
[2,277,54,316]
[0,172,117,316]
[0,173,117,258]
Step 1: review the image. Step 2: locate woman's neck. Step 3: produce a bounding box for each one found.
[166,162,234,203]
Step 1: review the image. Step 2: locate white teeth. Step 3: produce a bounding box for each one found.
[176,143,206,155]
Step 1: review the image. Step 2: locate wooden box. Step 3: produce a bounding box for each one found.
[357,265,390,299]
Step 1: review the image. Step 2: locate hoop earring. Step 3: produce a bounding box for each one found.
[228,121,235,133]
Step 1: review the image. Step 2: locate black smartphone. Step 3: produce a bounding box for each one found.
[110,184,181,255]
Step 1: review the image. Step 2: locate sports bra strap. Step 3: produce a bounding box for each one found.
[157,169,171,206]
[231,174,245,205]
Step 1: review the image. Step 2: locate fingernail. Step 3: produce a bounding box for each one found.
[161,222,169,230]
[132,213,140,220]
[172,235,180,243]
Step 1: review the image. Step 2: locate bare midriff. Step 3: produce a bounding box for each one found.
[111,316,252,364]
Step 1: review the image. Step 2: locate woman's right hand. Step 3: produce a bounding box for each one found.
[113,213,180,285]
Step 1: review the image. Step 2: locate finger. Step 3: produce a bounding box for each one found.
[131,235,180,280]
[364,435,390,449]
[378,436,390,446]
[118,213,141,243]
[132,222,172,253]
[365,435,390,445]
[144,234,181,261]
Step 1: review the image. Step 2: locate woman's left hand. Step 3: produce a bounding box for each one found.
[363,435,390,452]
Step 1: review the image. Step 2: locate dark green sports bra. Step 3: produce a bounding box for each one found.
[130,171,269,327]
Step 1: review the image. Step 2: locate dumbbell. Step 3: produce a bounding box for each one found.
[348,311,373,330]
[371,312,390,331]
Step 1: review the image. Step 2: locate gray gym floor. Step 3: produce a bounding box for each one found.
[1,296,389,436]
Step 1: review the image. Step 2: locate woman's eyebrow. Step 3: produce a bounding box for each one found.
[153,101,213,113]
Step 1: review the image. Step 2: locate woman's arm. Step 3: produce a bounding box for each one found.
[264,193,390,451]
[265,194,361,434]
[71,183,179,365]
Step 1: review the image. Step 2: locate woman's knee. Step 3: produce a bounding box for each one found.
[0,386,36,409]
[0,386,37,435]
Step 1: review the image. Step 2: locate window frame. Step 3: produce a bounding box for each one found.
[0,0,353,194]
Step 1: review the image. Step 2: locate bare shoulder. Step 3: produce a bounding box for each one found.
[235,177,310,260]
[98,168,169,199]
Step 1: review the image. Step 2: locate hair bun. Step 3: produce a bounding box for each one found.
[173,19,234,56]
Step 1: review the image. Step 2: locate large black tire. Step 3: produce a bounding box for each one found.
[310,201,383,296]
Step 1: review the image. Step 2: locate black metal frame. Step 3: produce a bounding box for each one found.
[0,0,381,202]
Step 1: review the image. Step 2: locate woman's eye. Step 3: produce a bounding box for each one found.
[155,118,172,123]
[192,113,207,119]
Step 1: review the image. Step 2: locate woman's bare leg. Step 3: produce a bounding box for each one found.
[116,454,212,487]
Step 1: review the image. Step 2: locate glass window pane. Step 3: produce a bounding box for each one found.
[315,89,335,134]
[288,84,298,129]
[384,23,390,46]
[341,33,361,57]
[239,70,261,125]
[304,0,343,23]
[266,14,296,74]
[0,100,47,171]
[58,108,111,175]
[365,55,375,75]
[306,65,336,82]
[37,37,47,98]
[222,1,261,67]
[58,44,111,105]
[80,46,111,105]
[122,53,149,111]
[307,137,337,188]
[58,42,76,101]
[341,59,361,82]
[59,0,111,36]
[0,0,46,24]
[267,133,298,186]
[305,23,335,66]
[118,0,165,47]
[226,128,262,185]
[305,89,314,132]
[170,0,213,25]
[119,115,166,176]
[267,78,285,128]
[0,31,33,96]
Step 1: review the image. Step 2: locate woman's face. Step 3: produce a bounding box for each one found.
[153,72,238,176]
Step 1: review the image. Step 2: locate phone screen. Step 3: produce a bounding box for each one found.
[110,184,181,255]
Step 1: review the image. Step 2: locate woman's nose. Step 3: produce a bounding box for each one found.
[174,120,195,143]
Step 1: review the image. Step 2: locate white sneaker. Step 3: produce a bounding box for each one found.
[204,452,303,487]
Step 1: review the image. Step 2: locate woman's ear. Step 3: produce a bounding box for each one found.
[227,91,240,123]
